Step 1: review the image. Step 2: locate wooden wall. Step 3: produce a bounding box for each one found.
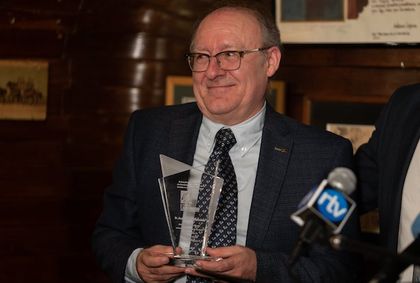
[0,0,419,282]
[276,45,420,123]
[0,1,205,282]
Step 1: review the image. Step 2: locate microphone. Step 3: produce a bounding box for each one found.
[412,214,420,238]
[288,167,357,267]
[368,214,420,283]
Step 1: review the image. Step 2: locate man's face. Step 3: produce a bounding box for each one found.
[191,8,280,125]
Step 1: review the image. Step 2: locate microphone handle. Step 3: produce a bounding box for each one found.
[288,217,328,268]
[330,235,420,266]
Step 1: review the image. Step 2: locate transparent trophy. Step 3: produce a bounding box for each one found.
[158,154,223,266]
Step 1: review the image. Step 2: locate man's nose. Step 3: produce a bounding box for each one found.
[205,56,225,78]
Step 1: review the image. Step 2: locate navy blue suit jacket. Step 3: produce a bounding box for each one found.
[93,103,360,282]
[356,83,420,251]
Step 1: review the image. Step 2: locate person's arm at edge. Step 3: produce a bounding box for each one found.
[92,111,145,283]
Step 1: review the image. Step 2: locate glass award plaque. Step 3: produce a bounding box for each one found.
[158,154,223,266]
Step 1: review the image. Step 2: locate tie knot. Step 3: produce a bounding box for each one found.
[214,128,236,152]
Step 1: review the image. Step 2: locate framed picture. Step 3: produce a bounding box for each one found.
[276,0,420,43]
[0,60,48,120]
[165,76,286,113]
[326,123,374,154]
[302,95,387,127]
[165,76,196,105]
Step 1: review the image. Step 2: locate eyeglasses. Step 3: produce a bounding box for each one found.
[186,47,271,72]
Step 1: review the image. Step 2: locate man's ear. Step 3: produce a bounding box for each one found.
[266,46,281,77]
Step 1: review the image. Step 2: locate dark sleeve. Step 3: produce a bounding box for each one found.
[256,138,362,283]
[355,93,394,214]
[92,112,144,283]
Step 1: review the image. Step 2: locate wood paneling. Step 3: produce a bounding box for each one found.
[278,65,420,97]
[0,1,203,282]
[282,45,420,68]
[0,0,419,282]
[70,60,186,88]
[69,33,189,60]
[0,31,66,57]
[276,44,420,123]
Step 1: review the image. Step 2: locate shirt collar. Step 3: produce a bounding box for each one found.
[201,103,266,157]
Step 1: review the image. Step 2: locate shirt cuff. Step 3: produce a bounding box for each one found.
[124,248,143,283]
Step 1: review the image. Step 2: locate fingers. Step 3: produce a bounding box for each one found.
[136,245,185,283]
[139,265,185,282]
[194,256,233,274]
[135,245,256,282]
[140,245,173,267]
[206,246,237,258]
[186,246,256,281]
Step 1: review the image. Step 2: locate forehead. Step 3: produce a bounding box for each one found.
[193,8,262,50]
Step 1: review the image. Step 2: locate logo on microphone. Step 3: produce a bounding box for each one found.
[316,188,348,223]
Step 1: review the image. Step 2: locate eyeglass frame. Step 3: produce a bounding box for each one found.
[185,46,272,72]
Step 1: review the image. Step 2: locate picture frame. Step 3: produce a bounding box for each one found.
[0,60,48,120]
[326,123,375,154]
[302,94,387,128]
[276,0,420,43]
[165,75,286,113]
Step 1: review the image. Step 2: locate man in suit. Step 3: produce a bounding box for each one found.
[356,83,420,282]
[93,1,360,282]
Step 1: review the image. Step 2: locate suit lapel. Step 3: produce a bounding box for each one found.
[395,121,420,190]
[246,107,293,248]
[393,94,420,188]
[384,92,420,249]
[390,115,420,247]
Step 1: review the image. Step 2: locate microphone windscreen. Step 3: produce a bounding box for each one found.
[327,167,356,195]
[412,214,420,238]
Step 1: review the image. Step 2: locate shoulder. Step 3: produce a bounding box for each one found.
[131,102,200,119]
[376,83,420,128]
[129,103,200,126]
[294,120,351,150]
[266,108,350,147]
[393,82,420,95]
[122,103,201,141]
[388,83,420,107]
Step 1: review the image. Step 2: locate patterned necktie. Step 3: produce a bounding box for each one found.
[187,128,238,283]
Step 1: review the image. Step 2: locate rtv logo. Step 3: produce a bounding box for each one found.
[316,188,348,223]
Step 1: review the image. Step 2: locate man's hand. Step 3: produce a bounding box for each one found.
[185,245,257,282]
[136,245,185,283]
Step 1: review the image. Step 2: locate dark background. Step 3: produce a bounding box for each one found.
[0,0,419,282]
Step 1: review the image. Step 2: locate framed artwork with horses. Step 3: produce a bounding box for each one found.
[0,60,48,120]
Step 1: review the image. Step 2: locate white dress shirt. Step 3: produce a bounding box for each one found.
[398,139,420,282]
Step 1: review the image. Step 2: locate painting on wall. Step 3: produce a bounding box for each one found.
[326,123,375,153]
[276,0,420,43]
[0,60,48,120]
[280,0,345,21]
[165,76,286,114]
